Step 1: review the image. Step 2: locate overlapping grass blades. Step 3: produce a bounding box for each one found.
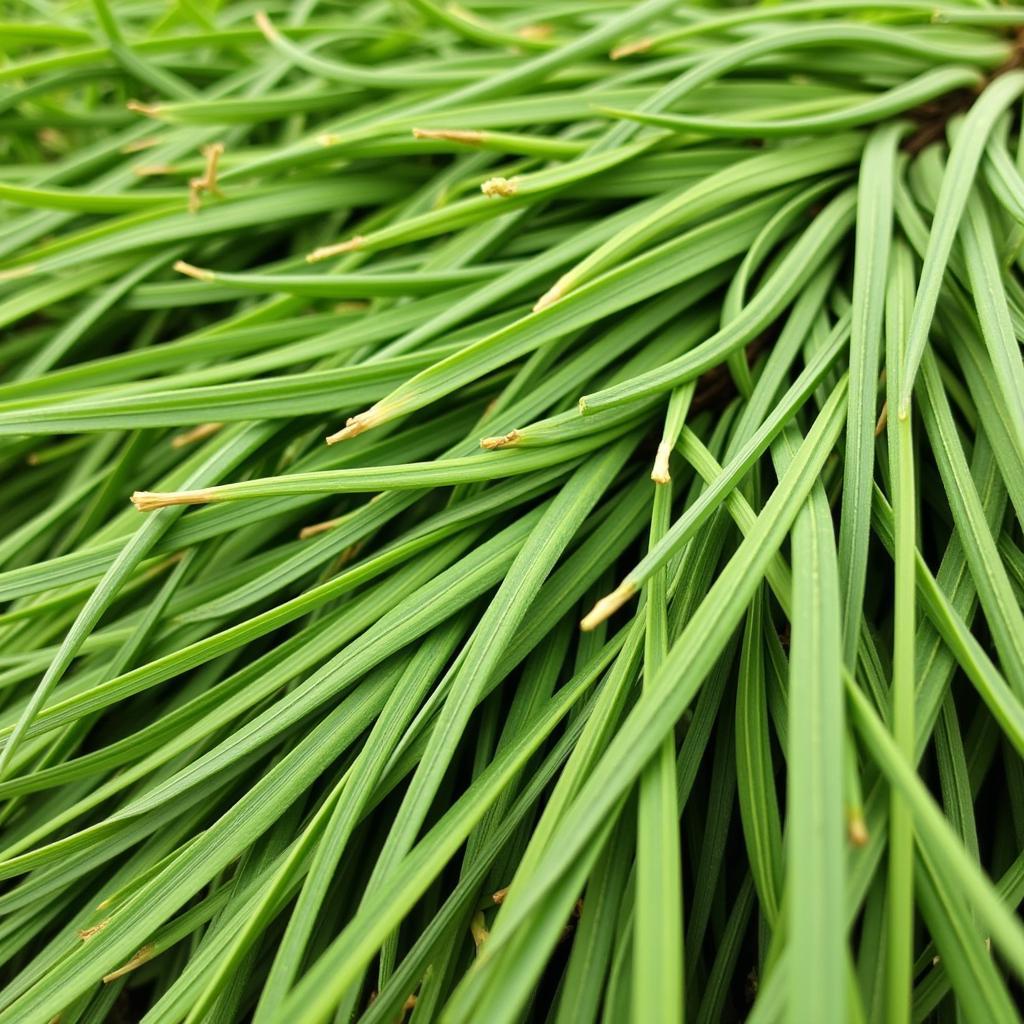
[2,1,1024,1021]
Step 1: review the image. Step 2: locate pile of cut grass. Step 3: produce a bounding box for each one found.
[2,1,1024,1021]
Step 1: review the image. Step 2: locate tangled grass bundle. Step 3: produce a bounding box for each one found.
[3,1,1024,1021]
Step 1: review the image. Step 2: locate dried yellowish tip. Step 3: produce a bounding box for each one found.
[171,422,223,448]
[479,429,520,450]
[580,581,637,631]
[78,920,109,942]
[131,489,219,511]
[610,37,652,60]
[518,24,552,41]
[0,264,38,281]
[651,441,672,484]
[847,813,869,847]
[103,945,154,983]
[481,176,518,198]
[254,9,280,41]
[325,405,382,444]
[308,236,365,263]
[121,136,160,153]
[470,911,489,949]
[533,277,567,312]
[37,128,69,153]
[299,517,342,540]
[126,100,160,117]
[413,128,484,145]
[874,402,888,437]
[336,542,363,568]
[173,260,215,282]
[134,163,177,177]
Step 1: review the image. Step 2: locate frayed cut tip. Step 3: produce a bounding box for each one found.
[325,407,379,445]
[479,429,520,450]
[651,442,672,484]
[131,489,215,511]
[481,176,518,198]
